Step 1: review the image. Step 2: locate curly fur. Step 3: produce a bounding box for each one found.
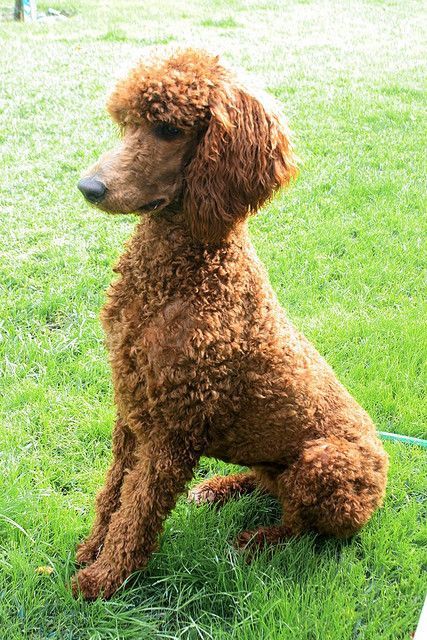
[74,49,388,600]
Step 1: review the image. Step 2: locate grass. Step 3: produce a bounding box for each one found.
[0,0,426,637]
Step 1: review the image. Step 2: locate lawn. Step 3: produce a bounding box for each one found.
[0,0,426,638]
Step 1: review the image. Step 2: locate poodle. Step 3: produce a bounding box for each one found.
[75,49,388,599]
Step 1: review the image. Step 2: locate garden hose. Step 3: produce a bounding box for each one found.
[378,431,427,448]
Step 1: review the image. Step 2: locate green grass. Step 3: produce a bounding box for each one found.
[0,0,426,638]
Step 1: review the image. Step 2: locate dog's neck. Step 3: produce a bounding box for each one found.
[150,206,249,251]
[114,209,252,294]
[108,207,272,325]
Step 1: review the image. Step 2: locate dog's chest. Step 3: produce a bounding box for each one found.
[100,251,180,405]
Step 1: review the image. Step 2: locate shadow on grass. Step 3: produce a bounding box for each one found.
[84,493,356,635]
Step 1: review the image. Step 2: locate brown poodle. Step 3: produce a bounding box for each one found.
[75,49,388,599]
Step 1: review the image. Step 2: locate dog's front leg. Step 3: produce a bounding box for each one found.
[76,417,137,566]
[72,430,202,599]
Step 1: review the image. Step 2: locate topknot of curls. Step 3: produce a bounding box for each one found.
[107,49,230,128]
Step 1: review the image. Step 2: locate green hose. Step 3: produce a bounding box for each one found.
[378,431,427,448]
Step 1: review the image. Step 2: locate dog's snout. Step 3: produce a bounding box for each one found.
[77,177,107,203]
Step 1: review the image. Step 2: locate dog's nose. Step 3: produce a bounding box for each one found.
[77,177,107,203]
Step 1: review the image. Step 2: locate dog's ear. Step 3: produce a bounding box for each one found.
[183,85,297,243]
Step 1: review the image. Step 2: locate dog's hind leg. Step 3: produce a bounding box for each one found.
[278,437,388,539]
[188,471,259,506]
[76,418,137,566]
[235,437,388,552]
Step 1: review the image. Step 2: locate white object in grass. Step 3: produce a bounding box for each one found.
[414,596,427,640]
[22,0,37,22]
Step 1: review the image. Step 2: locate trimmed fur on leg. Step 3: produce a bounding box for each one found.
[188,472,259,505]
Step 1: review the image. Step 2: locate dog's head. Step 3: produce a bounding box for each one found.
[78,49,297,243]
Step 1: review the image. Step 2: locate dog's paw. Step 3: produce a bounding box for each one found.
[72,560,123,600]
[235,525,294,554]
[188,484,218,505]
[234,529,262,553]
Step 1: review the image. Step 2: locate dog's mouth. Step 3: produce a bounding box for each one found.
[137,198,167,212]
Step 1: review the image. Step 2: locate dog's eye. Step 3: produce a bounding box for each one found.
[153,123,182,141]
